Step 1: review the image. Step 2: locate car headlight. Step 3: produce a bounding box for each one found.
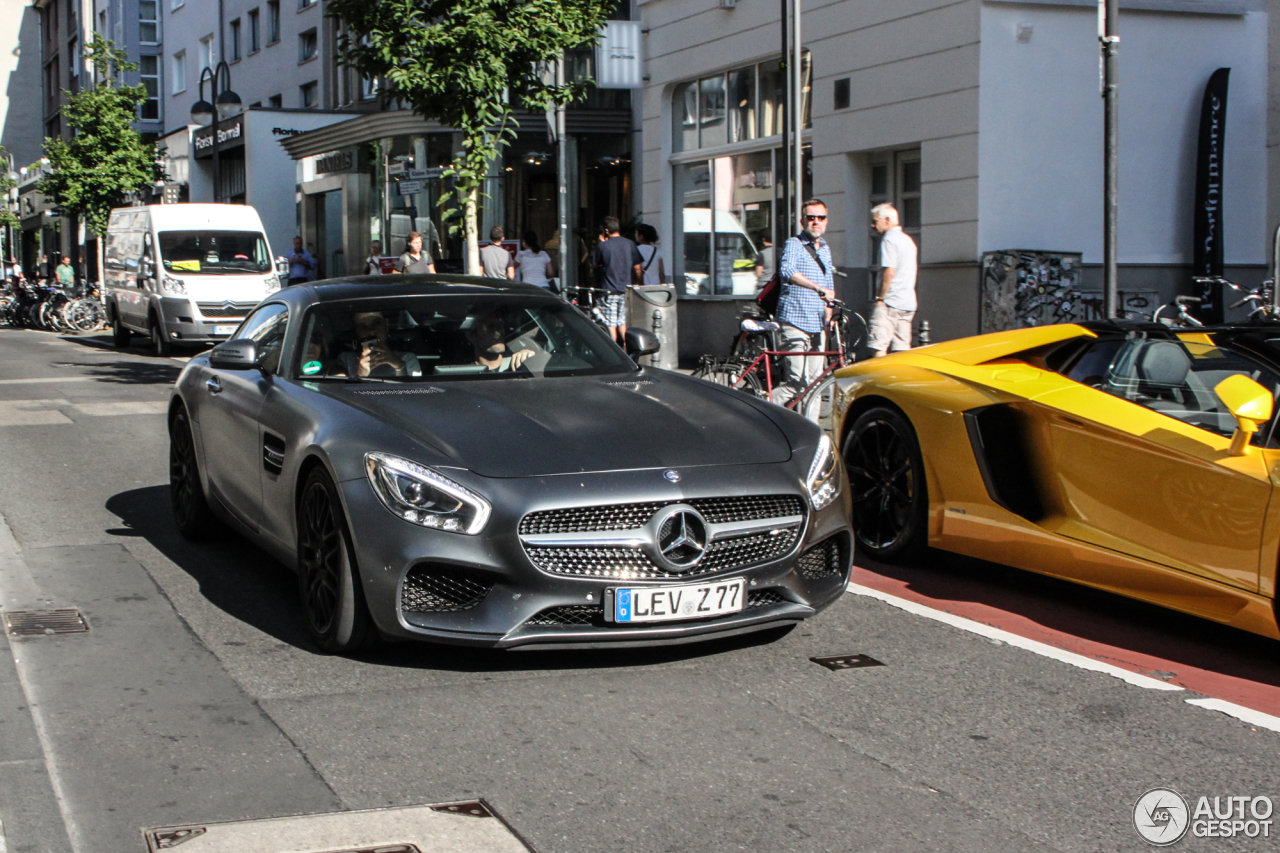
[805,434,840,511]
[265,274,282,293]
[160,275,186,295]
[365,452,491,534]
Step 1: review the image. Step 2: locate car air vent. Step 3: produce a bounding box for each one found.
[401,564,493,612]
[747,589,786,608]
[351,387,443,396]
[796,534,850,580]
[525,604,602,627]
[262,434,286,476]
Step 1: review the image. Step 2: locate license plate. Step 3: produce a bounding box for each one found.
[612,578,745,624]
[212,324,238,336]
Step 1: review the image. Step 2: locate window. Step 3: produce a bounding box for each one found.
[229,303,289,375]
[229,19,241,61]
[248,9,260,52]
[299,28,317,63]
[360,73,378,100]
[267,1,280,44]
[299,0,315,7]
[300,81,318,108]
[67,38,78,89]
[199,35,214,73]
[269,93,282,108]
[867,149,922,269]
[172,50,186,93]
[672,55,810,154]
[139,55,160,120]
[139,0,159,44]
[834,77,850,110]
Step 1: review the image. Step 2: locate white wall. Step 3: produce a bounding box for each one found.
[979,2,1269,264]
[0,2,43,167]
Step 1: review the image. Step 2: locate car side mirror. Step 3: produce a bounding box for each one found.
[275,256,289,275]
[209,339,260,370]
[1215,375,1273,456]
[625,327,660,359]
[141,257,155,278]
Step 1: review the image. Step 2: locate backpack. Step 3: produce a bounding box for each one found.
[756,272,782,316]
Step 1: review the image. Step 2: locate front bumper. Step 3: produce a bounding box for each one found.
[339,460,852,649]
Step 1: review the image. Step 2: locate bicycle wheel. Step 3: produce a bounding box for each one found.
[692,357,765,398]
[797,376,838,435]
[843,312,868,351]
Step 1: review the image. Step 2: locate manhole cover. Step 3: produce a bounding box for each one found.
[4,609,89,636]
[143,801,532,852]
[810,653,884,671]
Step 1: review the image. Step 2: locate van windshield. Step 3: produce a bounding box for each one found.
[158,230,271,274]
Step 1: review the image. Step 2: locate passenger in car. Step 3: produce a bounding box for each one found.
[337,311,423,378]
[465,310,536,372]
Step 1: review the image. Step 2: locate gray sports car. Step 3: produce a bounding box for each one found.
[168,277,852,653]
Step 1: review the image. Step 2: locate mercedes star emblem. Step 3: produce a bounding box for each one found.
[664,470,681,483]
[651,506,707,571]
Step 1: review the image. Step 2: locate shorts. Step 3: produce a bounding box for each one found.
[601,293,627,328]
[868,304,915,353]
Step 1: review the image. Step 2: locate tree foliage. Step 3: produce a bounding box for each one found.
[328,0,613,270]
[39,34,163,236]
[0,148,17,231]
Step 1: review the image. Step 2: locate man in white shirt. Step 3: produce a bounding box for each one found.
[868,203,918,357]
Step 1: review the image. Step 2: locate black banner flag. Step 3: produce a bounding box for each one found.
[1193,67,1230,323]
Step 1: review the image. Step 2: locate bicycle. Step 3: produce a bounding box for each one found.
[560,284,614,335]
[693,299,859,434]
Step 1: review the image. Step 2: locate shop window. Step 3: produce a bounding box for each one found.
[230,19,241,62]
[139,0,159,44]
[139,55,160,120]
[670,55,809,154]
[248,9,260,52]
[267,1,280,44]
[171,50,186,93]
[698,75,726,149]
[671,82,696,154]
[300,80,318,108]
[299,28,317,63]
[729,66,756,144]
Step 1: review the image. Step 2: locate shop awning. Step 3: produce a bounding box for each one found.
[280,108,631,160]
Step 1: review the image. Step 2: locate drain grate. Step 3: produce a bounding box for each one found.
[810,653,884,671]
[4,609,89,636]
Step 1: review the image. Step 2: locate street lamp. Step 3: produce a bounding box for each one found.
[190,62,242,203]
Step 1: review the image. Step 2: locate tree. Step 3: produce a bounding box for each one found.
[328,0,613,273]
[39,34,163,240]
[0,148,18,232]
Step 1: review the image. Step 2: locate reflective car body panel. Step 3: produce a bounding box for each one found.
[832,321,1280,640]
[172,277,852,648]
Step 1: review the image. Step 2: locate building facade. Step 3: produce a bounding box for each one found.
[641,0,1271,360]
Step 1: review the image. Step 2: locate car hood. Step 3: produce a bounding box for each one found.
[321,371,792,477]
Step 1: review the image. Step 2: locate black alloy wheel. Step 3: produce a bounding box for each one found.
[844,405,927,561]
[169,409,218,539]
[112,312,131,348]
[296,468,376,654]
[150,316,172,357]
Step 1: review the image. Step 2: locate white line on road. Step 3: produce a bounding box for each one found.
[846,581,1185,692]
[1184,697,1280,734]
[0,377,95,385]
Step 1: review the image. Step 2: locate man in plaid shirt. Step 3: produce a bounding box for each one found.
[775,198,835,403]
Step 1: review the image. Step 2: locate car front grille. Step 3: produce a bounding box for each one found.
[401,564,493,613]
[196,301,257,319]
[519,495,805,581]
[796,534,849,580]
[525,589,788,628]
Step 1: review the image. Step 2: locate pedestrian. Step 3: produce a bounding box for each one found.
[479,226,515,279]
[396,231,435,274]
[754,233,775,291]
[38,253,49,282]
[868,203,918,357]
[634,224,666,285]
[590,216,643,345]
[287,237,317,285]
[515,231,553,288]
[55,255,75,288]
[775,198,836,404]
[365,240,386,275]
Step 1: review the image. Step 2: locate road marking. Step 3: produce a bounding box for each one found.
[846,581,1184,691]
[1184,697,1280,734]
[72,401,168,416]
[0,400,73,427]
[0,377,95,385]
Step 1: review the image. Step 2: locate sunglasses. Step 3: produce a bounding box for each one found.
[804,214,828,221]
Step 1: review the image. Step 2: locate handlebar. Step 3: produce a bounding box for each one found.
[1175,296,1202,306]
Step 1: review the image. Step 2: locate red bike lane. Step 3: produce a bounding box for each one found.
[849,550,1280,720]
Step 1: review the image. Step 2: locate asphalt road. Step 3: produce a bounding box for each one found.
[0,325,1276,853]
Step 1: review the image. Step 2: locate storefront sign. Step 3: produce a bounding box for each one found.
[193,115,246,159]
[314,149,356,175]
[398,180,423,195]
[1193,67,1230,324]
[596,21,642,89]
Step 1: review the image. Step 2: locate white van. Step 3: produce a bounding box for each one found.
[680,208,760,296]
[104,204,281,355]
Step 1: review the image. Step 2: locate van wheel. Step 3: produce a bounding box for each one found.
[112,312,131,348]
[149,316,172,357]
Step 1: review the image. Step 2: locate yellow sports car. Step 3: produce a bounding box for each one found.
[831,321,1280,641]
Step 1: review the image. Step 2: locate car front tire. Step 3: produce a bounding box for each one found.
[149,316,172,357]
[169,408,219,539]
[844,405,928,561]
[112,311,131,348]
[297,467,377,654]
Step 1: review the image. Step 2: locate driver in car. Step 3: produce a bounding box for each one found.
[338,311,422,378]
[465,310,536,372]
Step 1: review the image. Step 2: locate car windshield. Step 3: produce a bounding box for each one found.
[295,295,637,382]
[158,230,272,274]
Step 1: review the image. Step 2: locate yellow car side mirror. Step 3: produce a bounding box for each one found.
[1215,375,1274,456]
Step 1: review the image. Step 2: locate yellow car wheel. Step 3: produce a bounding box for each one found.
[845,406,928,561]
